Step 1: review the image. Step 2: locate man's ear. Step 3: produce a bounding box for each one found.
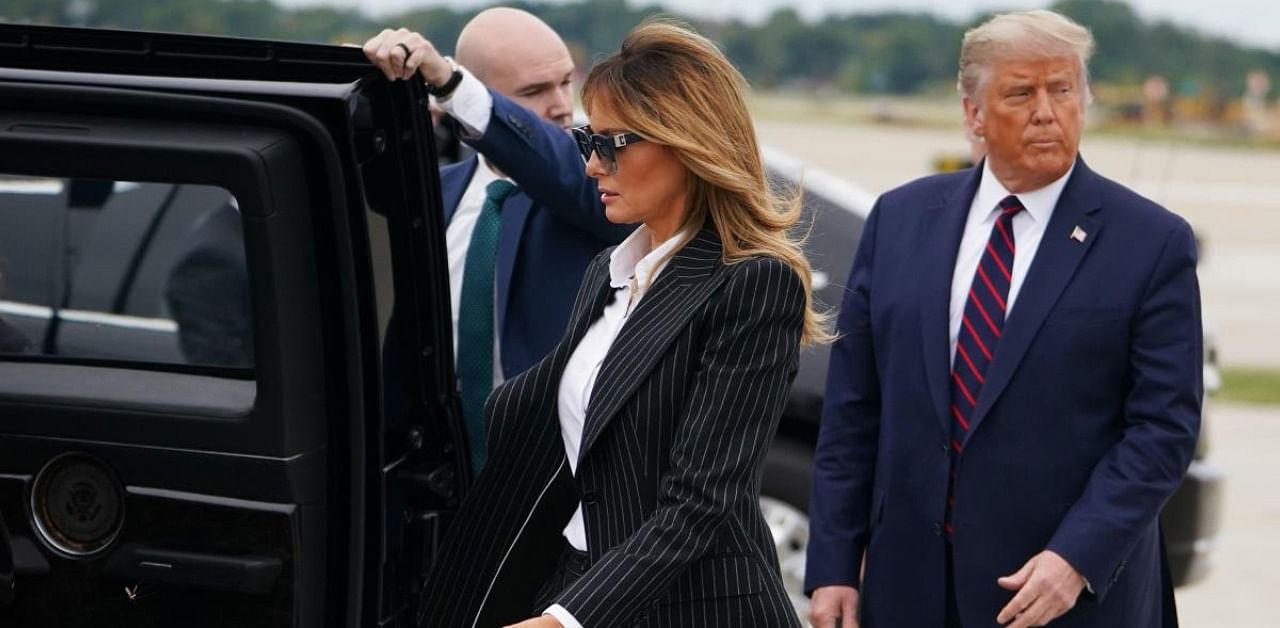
[962,95,984,141]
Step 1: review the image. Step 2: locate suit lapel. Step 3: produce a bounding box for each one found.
[920,167,982,435]
[962,158,1104,446]
[516,255,616,439]
[496,191,533,339]
[551,254,615,375]
[578,229,725,463]
[440,157,478,224]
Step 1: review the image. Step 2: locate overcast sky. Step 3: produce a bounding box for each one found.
[272,0,1280,51]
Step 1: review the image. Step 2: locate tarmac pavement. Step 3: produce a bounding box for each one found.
[1173,402,1280,627]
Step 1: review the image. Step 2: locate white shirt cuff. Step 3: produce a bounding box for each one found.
[436,66,492,138]
[543,604,583,628]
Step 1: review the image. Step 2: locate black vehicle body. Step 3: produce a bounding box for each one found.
[0,24,465,627]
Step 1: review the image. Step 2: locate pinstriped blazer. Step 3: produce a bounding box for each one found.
[418,229,805,628]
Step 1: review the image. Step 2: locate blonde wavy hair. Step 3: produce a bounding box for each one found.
[581,18,831,346]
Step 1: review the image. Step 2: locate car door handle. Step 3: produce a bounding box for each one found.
[103,544,282,595]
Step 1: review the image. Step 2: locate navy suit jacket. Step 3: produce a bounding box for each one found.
[806,158,1202,627]
[441,89,632,378]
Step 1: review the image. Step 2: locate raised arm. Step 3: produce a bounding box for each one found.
[467,87,631,243]
[363,28,631,244]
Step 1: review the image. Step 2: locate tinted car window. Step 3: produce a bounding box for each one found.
[0,175,253,369]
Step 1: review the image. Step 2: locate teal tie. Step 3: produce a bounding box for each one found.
[456,179,516,473]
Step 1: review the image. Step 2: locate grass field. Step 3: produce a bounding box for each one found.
[1219,367,1280,406]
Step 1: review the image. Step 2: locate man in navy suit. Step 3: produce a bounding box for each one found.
[806,10,1201,628]
[365,10,630,470]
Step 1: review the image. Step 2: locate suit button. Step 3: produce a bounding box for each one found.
[582,490,599,505]
[941,442,948,453]
[933,522,943,536]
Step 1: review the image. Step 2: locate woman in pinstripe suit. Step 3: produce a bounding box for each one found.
[419,20,828,628]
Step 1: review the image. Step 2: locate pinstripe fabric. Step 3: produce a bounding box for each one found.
[418,228,805,628]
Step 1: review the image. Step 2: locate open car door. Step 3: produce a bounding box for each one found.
[0,24,467,627]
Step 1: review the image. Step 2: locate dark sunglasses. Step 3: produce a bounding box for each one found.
[571,125,645,174]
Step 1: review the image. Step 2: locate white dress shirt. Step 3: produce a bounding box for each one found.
[545,225,684,628]
[949,160,1074,364]
[436,67,492,138]
[445,149,510,388]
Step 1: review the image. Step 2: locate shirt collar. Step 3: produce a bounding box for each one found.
[472,156,509,189]
[609,225,687,291]
[972,158,1075,225]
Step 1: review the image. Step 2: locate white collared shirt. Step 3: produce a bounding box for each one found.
[556,225,684,549]
[445,153,510,387]
[544,226,684,628]
[949,160,1074,364]
[436,67,492,138]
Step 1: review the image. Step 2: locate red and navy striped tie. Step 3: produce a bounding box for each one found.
[946,194,1024,535]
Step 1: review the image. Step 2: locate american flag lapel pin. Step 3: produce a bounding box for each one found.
[1070,226,1088,243]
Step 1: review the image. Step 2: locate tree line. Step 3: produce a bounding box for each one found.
[4,0,1278,97]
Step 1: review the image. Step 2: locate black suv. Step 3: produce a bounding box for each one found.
[1,24,467,627]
